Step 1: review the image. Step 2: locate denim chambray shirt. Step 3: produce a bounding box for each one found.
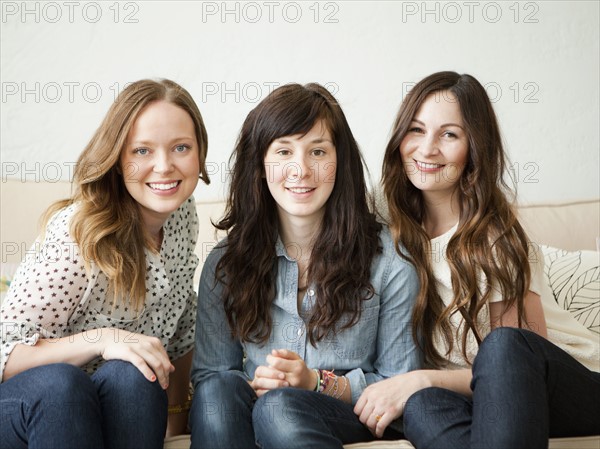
[191,227,421,404]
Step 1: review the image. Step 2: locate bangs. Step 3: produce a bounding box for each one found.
[253,88,336,154]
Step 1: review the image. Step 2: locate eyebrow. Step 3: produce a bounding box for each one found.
[129,136,195,146]
[273,137,333,144]
[411,118,464,130]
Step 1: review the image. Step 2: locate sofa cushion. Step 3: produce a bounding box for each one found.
[542,245,600,334]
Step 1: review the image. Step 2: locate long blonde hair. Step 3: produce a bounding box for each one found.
[43,79,210,311]
[382,72,531,366]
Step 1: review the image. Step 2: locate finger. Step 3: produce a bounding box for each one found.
[376,414,393,439]
[359,404,375,425]
[135,347,171,389]
[127,353,158,383]
[255,389,269,397]
[143,337,174,372]
[354,395,366,416]
[266,355,300,373]
[271,349,299,360]
[255,365,286,380]
[366,413,382,436]
[252,376,289,391]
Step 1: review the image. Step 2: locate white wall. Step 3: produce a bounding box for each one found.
[1,0,598,204]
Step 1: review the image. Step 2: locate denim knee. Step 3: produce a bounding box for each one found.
[404,387,472,449]
[0,364,103,449]
[252,388,308,439]
[92,360,166,408]
[92,360,162,398]
[37,363,95,398]
[27,363,99,415]
[2,364,99,431]
[403,387,439,432]
[474,327,535,374]
[190,371,256,448]
[193,371,255,426]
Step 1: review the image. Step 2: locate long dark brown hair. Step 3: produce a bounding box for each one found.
[382,71,531,366]
[42,79,210,311]
[216,83,382,345]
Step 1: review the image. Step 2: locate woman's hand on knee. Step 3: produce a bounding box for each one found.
[98,328,174,389]
[354,371,431,438]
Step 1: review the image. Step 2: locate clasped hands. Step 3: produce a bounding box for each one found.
[250,349,316,396]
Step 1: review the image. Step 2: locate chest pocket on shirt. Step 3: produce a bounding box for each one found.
[328,303,380,360]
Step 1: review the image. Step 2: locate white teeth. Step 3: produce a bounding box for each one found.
[148,181,178,190]
[416,161,443,169]
[288,187,313,193]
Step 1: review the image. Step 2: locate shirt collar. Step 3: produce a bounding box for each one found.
[275,235,296,261]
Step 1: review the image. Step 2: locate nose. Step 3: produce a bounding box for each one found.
[420,134,440,157]
[286,153,311,182]
[153,149,174,174]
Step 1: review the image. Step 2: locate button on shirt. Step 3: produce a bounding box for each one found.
[192,227,421,404]
[1,197,199,381]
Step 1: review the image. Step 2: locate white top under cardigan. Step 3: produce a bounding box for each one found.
[430,223,599,372]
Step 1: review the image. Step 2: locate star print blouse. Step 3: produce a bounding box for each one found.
[0,197,199,382]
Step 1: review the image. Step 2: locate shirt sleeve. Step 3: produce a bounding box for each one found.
[344,230,423,404]
[190,241,246,389]
[167,198,199,361]
[1,206,91,382]
[527,242,545,296]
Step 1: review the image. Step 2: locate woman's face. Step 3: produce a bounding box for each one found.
[263,119,337,225]
[120,100,200,231]
[400,90,469,200]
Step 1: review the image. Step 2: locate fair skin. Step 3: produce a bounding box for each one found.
[120,100,200,242]
[4,100,201,436]
[249,120,351,402]
[355,91,548,437]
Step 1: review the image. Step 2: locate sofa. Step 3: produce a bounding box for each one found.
[1,179,598,448]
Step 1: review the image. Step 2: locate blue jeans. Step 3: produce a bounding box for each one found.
[403,327,600,449]
[189,371,402,449]
[0,361,167,449]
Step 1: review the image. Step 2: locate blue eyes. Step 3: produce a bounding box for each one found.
[133,145,190,155]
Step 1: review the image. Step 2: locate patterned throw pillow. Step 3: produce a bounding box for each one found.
[542,246,600,334]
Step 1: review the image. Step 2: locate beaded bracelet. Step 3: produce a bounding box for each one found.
[329,375,339,397]
[333,376,348,399]
[319,369,336,393]
[313,368,321,392]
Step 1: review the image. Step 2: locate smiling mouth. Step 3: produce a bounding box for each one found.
[286,187,315,193]
[147,181,180,190]
[414,160,444,170]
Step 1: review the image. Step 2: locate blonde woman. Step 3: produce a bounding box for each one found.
[0,79,209,448]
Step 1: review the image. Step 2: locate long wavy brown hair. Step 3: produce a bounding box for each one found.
[42,79,210,311]
[216,83,382,345]
[382,71,531,366]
